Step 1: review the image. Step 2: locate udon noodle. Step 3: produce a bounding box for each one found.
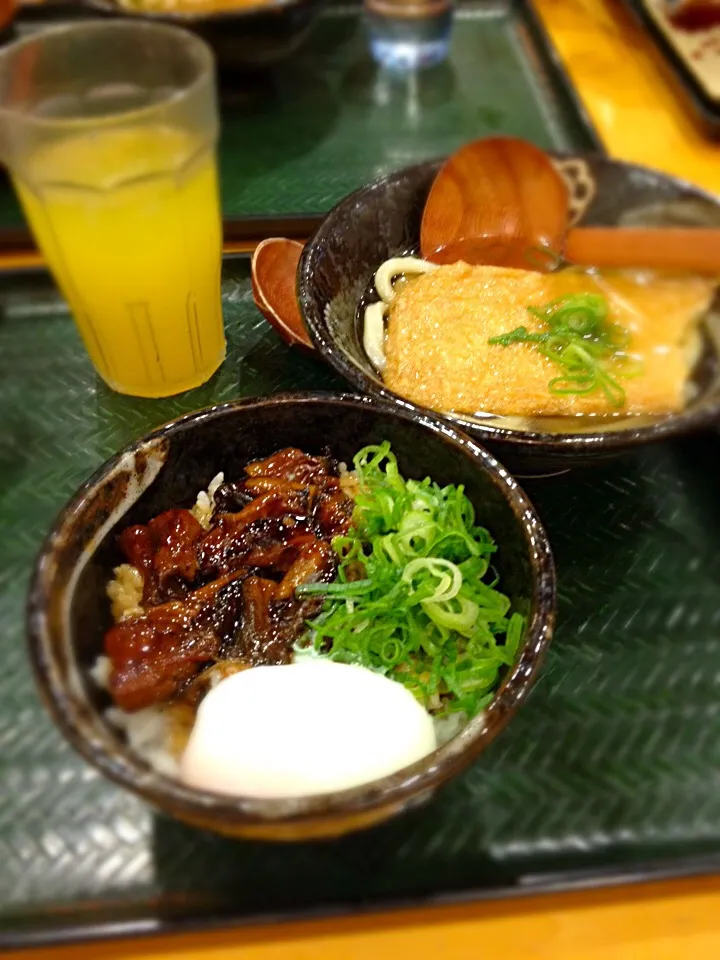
[363,257,437,371]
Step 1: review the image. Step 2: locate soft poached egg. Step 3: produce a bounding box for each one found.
[180,660,437,798]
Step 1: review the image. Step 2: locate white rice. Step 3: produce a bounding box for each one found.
[433,711,468,746]
[338,462,360,499]
[106,564,144,622]
[106,705,181,777]
[89,655,112,690]
[89,653,177,774]
[190,471,225,530]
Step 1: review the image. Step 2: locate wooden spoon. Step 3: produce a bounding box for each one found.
[252,150,720,353]
[422,136,720,273]
[564,226,720,274]
[427,235,562,271]
[420,137,570,265]
[250,238,314,352]
[436,227,720,274]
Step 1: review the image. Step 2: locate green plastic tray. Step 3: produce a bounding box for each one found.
[2,258,720,948]
[0,0,600,241]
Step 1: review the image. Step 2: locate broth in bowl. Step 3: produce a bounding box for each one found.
[360,256,717,425]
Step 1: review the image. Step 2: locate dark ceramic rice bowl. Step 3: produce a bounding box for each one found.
[28,393,555,841]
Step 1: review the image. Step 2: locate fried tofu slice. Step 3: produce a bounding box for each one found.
[383,262,716,417]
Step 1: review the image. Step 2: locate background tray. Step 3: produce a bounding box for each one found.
[2,258,720,948]
[0,0,601,249]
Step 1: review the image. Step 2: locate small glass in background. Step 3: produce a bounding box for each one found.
[364,0,454,71]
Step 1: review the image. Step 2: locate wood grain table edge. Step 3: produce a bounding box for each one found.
[4,875,720,960]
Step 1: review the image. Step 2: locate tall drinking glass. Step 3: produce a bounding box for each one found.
[0,22,225,398]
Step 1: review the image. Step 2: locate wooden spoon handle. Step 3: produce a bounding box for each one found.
[565,227,720,273]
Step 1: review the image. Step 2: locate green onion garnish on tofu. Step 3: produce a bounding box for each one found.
[488,293,641,408]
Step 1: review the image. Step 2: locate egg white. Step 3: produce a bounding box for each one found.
[180,660,437,798]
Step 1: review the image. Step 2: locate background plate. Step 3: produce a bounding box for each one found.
[642,0,720,102]
[1,259,720,947]
[622,0,720,137]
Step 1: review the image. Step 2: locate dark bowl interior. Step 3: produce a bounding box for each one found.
[28,394,554,840]
[298,155,720,475]
[82,0,325,70]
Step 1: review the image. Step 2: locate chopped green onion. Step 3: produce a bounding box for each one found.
[488,293,642,408]
[296,579,373,597]
[295,442,526,718]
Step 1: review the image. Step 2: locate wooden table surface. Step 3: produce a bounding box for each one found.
[11,1,720,956]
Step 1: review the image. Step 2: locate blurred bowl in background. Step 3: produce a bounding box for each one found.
[81,0,326,70]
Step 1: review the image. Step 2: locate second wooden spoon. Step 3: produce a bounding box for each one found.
[564,226,720,274]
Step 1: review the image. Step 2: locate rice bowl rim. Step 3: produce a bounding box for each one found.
[27,392,555,829]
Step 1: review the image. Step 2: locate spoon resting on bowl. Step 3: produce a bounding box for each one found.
[251,238,313,351]
[252,138,720,351]
[421,137,720,274]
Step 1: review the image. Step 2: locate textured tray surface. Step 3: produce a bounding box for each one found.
[0,0,598,231]
[2,260,720,946]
